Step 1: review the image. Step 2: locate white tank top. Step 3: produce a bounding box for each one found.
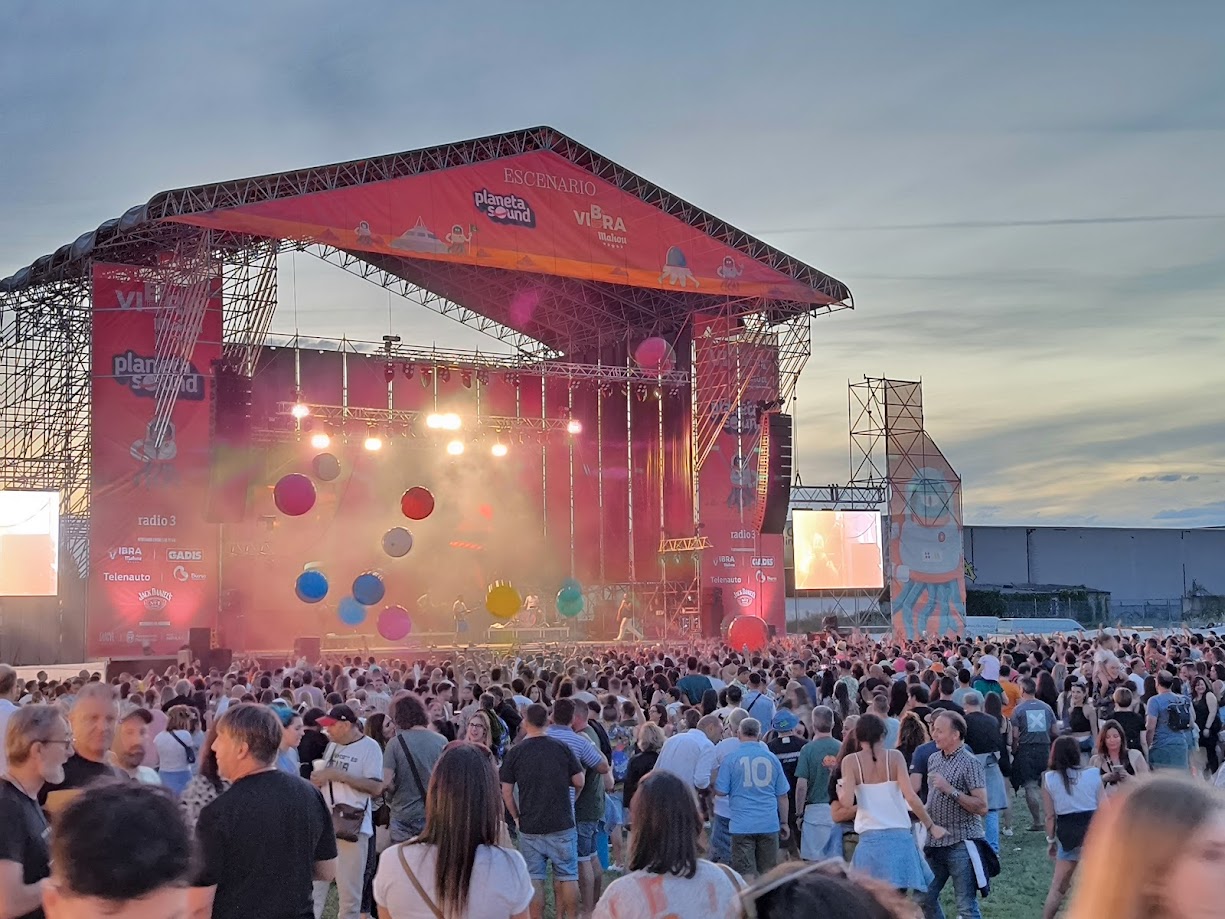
[852,751,913,832]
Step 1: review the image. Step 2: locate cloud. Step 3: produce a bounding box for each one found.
[1137,474,1202,482]
[1152,501,1225,523]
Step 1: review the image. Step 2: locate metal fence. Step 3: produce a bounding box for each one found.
[993,596,1214,628]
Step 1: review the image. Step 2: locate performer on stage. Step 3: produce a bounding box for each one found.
[452,594,469,642]
[616,592,643,641]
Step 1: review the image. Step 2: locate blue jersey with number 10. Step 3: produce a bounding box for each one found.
[715,740,790,835]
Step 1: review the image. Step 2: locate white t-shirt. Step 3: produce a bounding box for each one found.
[324,735,384,836]
[154,730,196,772]
[594,860,744,919]
[374,842,533,919]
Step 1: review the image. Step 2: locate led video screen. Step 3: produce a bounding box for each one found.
[793,509,884,590]
[0,490,60,596]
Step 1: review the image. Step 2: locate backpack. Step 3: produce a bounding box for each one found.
[1166,695,1193,732]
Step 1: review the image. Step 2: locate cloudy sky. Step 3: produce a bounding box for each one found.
[4,2,1223,527]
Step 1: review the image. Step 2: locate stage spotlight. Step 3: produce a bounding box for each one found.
[439,367,451,383]
[441,412,461,430]
[567,419,583,435]
[491,442,509,458]
[460,370,472,389]
[383,363,395,384]
[420,368,432,389]
[476,369,490,386]
[291,402,310,419]
[310,432,331,450]
[364,435,383,452]
[426,413,444,430]
[446,439,464,456]
[402,363,415,380]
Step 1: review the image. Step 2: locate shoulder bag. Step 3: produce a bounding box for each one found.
[324,742,365,842]
[168,730,196,765]
[397,844,444,919]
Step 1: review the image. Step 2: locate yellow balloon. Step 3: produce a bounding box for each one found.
[485,582,521,620]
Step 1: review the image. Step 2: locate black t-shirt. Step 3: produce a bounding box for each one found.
[37,753,117,805]
[965,712,1003,756]
[767,734,806,816]
[1112,710,1146,752]
[297,729,330,779]
[499,735,582,835]
[194,770,337,919]
[0,778,50,919]
[929,700,966,717]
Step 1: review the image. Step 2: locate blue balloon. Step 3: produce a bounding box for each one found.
[295,570,329,604]
[556,585,585,618]
[561,577,582,593]
[352,572,386,606]
[338,596,367,626]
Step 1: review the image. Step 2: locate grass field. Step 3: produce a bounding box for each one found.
[324,814,1057,918]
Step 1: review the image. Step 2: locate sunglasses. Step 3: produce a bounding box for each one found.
[739,858,849,919]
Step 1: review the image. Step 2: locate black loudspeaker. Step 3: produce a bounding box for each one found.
[205,362,254,523]
[294,636,321,662]
[758,413,793,535]
[188,627,214,661]
[705,587,724,638]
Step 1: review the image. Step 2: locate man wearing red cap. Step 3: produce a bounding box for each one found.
[311,705,384,919]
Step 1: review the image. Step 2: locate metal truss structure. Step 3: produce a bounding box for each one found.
[0,126,853,658]
[790,484,887,508]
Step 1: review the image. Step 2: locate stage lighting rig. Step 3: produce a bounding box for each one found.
[446,439,464,456]
[438,367,451,383]
[364,434,383,452]
[383,363,396,383]
[491,441,508,457]
[291,399,310,419]
[567,419,583,435]
[420,367,432,388]
[310,432,331,450]
[460,370,472,388]
[402,363,415,380]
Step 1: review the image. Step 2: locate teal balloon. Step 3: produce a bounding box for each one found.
[556,586,584,618]
[352,572,386,606]
[561,577,582,592]
[295,570,328,603]
[338,596,367,626]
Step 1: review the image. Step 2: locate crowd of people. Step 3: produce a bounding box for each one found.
[4,623,1225,918]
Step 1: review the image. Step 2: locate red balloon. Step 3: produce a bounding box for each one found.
[400,486,435,520]
[727,615,769,653]
[274,473,316,517]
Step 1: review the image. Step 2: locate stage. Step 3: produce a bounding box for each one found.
[0,126,853,666]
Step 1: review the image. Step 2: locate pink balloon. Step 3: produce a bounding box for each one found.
[377,605,412,642]
[727,615,769,653]
[633,337,676,373]
[274,473,316,516]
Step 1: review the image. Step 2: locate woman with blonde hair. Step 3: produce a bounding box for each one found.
[1068,774,1225,919]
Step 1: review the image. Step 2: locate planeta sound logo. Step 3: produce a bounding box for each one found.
[473,189,536,228]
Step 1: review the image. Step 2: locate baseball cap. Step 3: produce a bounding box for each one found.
[302,707,326,728]
[120,707,153,725]
[317,704,359,727]
[772,710,799,733]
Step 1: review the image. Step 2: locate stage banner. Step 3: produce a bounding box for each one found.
[88,264,222,657]
[885,381,966,639]
[169,150,837,307]
[694,314,785,632]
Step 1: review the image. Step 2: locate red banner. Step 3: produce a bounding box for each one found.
[169,151,831,305]
[694,314,786,631]
[88,264,221,657]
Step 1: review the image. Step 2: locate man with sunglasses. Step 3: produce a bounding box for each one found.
[0,704,74,919]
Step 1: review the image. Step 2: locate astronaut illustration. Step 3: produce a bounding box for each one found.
[717,255,743,292]
[446,223,474,255]
[726,451,758,509]
[889,467,966,639]
[355,220,374,245]
[659,246,699,288]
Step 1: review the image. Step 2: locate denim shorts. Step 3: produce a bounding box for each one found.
[576,819,604,861]
[604,795,624,828]
[519,828,579,882]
